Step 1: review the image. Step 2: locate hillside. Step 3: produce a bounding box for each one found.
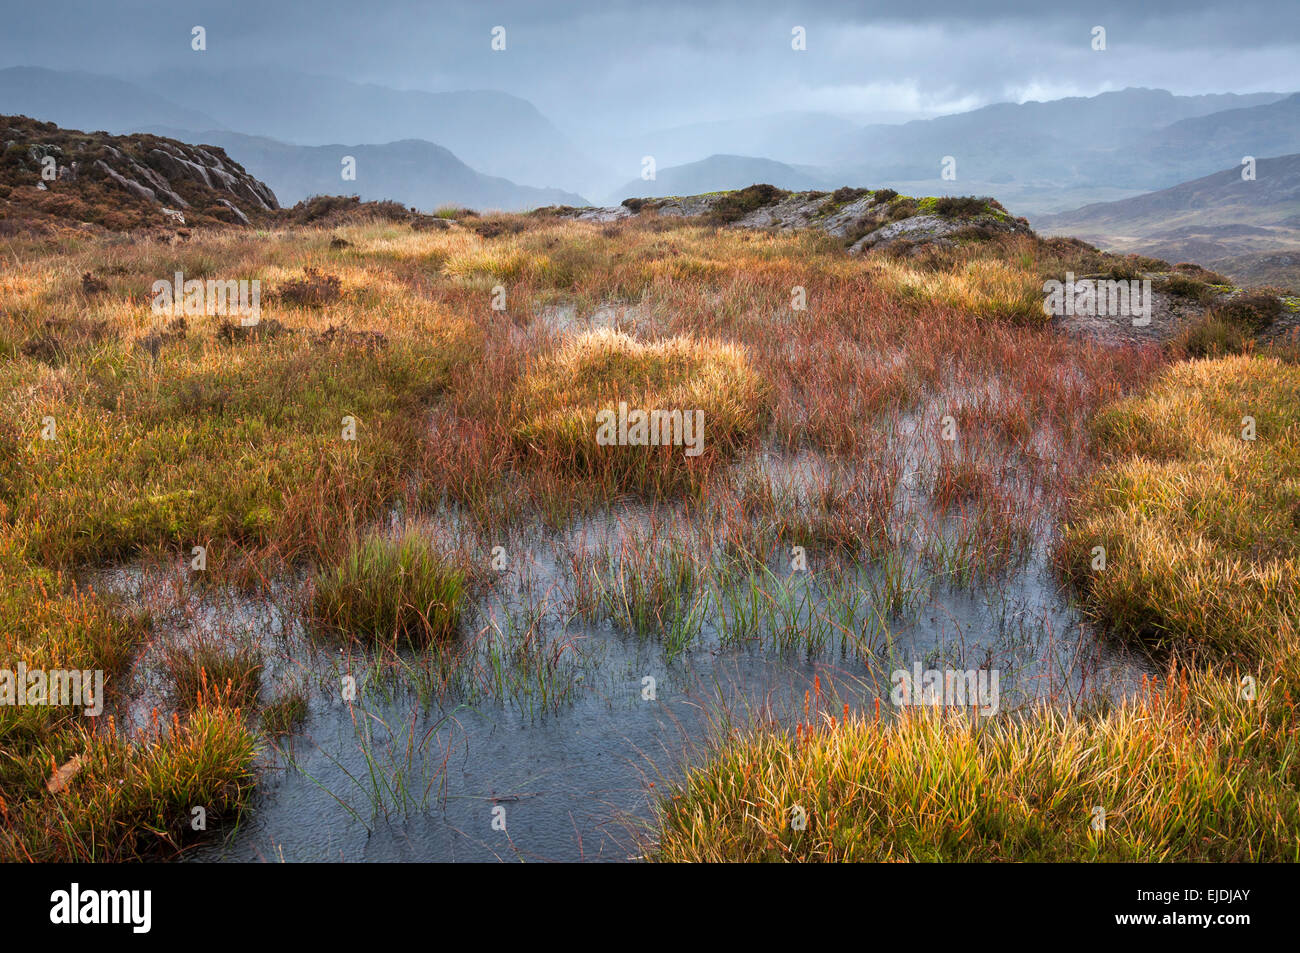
[5,70,1295,217]
[603,155,830,204]
[147,129,588,212]
[0,115,277,232]
[0,65,606,197]
[1036,153,1300,288]
[0,67,224,137]
[590,90,1297,219]
[138,67,605,195]
[825,88,1292,213]
[597,112,862,177]
[1141,94,1300,183]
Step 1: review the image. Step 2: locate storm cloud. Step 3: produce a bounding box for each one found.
[3,0,1297,136]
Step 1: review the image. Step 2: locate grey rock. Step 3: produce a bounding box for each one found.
[557,187,1028,256]
[93,159,156,202]
[217,198,250,225]
[128,158,188,207]
[572,206,632,223]
[849,214,968,252]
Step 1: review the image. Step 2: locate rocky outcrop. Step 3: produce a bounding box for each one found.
[554,185,1032,253]
[145,145,276,210]
[92,159,159,204]
[848,213,999,253]
[1,114,278,231]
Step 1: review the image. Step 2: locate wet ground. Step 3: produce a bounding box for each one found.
[85,486,1153,862]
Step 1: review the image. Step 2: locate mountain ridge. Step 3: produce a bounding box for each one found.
[139,127,589,212]
[1036,153,1300,288]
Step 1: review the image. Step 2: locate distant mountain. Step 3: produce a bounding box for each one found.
[144,129,588,213]
[0,65,607,196]
[604,154,831,204]
[0,66,224,135]
[8,69,1295,227]
[1140,95,1300,184]
[137,68,607,196]
[597,112,861,181]
[597,90,1296,210]
[827,88,1291,193]
[1036,153,1300,289]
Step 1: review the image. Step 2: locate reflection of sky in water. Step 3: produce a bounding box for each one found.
[86,481,1152,862]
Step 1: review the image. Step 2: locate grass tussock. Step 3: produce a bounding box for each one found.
[1171,293,1284,358]
[0,699,257,862]
[513,328,769,493]
[162,638,263,712]
[0,208,1247,862]
[864,255,1045,323]
[652,674,1299,862]
[1061,355,1299,660]
[311,531,467,644]
[275,266,343,307]
[653,351,1300,862]
[1171,312,1252,358]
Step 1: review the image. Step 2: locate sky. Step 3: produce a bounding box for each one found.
[3,0,1298,135]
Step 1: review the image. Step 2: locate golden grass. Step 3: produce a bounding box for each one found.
[654,352,1300,862]
[311,530,467,644]
[0,211,1217,862]
[653,673,1299,861]
[512,328,770,493]
[862,255,1045,323]
[1,699,256,862]
[1062,355,1300,659]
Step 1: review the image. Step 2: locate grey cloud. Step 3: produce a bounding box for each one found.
[1,1,1296,138]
